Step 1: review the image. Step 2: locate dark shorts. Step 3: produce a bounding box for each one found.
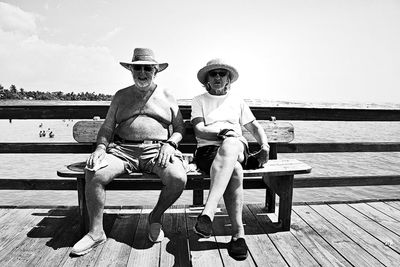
[194,144,250,175]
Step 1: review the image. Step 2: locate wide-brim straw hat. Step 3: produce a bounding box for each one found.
[120,48,168,72]
[197,58,239,85]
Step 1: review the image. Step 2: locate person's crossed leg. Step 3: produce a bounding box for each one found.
[194,137,248,260]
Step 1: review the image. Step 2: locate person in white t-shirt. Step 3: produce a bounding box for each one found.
[191,58,270,261]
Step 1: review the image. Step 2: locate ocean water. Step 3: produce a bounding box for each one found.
[1,118,400,206]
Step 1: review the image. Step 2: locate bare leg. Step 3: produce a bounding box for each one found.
[202,137,244,220]
[85,154,125,238]
[150,157,187,223]
[223,162,245,239]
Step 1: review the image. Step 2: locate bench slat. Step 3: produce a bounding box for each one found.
[73,120,294,143]
[57,159,311,178]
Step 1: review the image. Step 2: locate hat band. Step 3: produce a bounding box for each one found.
[133,55,157,63]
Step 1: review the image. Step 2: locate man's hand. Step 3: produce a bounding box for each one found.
[157,143,176,168]
[86,146,106,169]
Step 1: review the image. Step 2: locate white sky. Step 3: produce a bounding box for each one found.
[1,0,399,104]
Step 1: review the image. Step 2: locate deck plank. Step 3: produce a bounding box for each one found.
[385,200,400,211]
[294,205,384,267]
[312,204,400,266]
[95,208,141,266]
[0,208,77,266]
[248,204,319,266]
[0,208,12,221]
[185,206,224,267]
[288,209,352,266]
[367,201,400,221]
[126,208,161,267]
[331,203,400,253]
[0,209,51,262]
[160,206,191,267]
[242,205,288,266]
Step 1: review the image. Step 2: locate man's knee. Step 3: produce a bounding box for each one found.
[164,165,187,192]
[85,170,111,186]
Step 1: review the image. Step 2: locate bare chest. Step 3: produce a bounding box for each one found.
[116,94,172,124]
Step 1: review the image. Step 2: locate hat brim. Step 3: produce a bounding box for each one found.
[197,64,238,84]
[120,61,168,72]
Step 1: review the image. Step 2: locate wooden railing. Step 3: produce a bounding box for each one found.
[1,102,400,188]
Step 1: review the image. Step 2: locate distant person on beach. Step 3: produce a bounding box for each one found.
[71,48,187,256]
[191,59,270,261]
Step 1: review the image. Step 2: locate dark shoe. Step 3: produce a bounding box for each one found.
[193,214,212,238]
[228,238,248,261]
[147,212,164,243]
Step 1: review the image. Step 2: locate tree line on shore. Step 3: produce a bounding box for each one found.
[0,84,113,101]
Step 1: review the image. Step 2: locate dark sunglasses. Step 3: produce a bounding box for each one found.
[209,70,228,77]
[132,65,155,72]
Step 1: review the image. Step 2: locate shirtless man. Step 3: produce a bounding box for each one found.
[71,48,187,256]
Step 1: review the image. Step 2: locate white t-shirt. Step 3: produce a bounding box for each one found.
[191,92,256,147]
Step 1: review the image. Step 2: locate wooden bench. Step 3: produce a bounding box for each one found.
[57,119,311,234]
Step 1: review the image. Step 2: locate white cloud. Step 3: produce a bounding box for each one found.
[0,2,37,35]
[97,27,122,43]
[0,2,129,93]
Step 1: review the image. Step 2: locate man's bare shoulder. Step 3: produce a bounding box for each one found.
[110,86,133,103]
[114,86,133,97]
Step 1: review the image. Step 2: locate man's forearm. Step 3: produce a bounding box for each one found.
[96,125,114,148]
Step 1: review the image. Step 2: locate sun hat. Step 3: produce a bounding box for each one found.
[197,58,239,85]
[120,48,168,72]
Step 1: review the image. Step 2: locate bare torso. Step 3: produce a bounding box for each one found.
[110,85,176,141]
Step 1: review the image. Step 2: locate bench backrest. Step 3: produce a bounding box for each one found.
[73,119,293,158]
[73,120,294,144]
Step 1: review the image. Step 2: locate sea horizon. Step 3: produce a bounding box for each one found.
[2,98,400,110]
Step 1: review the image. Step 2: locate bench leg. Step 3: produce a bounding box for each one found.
[277,175,294,231]
[263,174,294,231]
[76,178,89,236]
[265,187,276,213]
[193,189,204,206]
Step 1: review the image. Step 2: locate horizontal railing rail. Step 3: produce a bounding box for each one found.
[1,142,400,154]
[2,104,400,121]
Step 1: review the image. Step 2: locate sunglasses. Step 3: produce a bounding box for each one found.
[208,70,228,78]
[132,65,155,72]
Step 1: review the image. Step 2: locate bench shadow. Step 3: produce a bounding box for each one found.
[25,206,282,263]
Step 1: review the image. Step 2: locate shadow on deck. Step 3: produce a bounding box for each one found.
[0,201,399,266]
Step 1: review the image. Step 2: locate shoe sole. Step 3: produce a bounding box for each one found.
[228,251,248,261]
[193,226,211,238]
[70,239,106,256]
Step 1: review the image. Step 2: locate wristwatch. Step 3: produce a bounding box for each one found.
[165,140,178,149]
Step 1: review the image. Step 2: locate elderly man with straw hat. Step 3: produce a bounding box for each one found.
[191,59,270,261]
[71,48,187,256]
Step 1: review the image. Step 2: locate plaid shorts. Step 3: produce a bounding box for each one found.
[107,142,184,174]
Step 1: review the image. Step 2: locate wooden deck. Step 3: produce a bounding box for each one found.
[0,201,399,266]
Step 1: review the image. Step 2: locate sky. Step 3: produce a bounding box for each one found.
[1,0,399,104]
